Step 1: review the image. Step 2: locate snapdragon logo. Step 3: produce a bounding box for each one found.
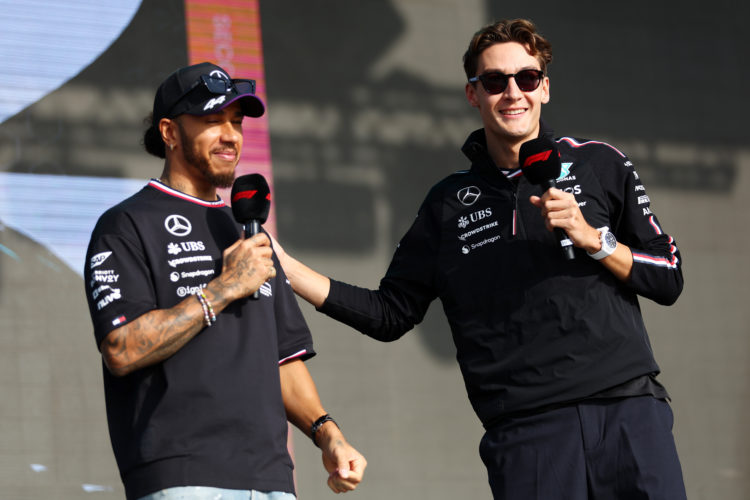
[460,235,501,254]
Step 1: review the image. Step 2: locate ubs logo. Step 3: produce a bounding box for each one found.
[457,186,481,206]
[164,215,192,237]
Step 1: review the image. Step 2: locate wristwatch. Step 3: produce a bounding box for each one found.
[587,226,617,260]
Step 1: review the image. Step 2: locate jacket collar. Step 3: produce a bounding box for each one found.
[461,119,555,181]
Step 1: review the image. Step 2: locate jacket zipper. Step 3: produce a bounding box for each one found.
[512,189,518,237]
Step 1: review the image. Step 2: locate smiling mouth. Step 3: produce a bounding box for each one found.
[500,109,525,116]
[214,150,237,160]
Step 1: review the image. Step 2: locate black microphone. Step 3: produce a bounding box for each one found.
[519,137,575,260]
[231,173,272,299]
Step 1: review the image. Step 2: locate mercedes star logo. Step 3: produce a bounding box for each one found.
[164,214,192,237]
[457,186,481,206]
[209,69,230,81]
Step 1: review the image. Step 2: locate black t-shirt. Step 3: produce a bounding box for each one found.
[84,180,314,500]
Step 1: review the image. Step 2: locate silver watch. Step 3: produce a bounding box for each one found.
[587,226,617,260]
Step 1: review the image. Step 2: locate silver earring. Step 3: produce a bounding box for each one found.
[169,143,175,151]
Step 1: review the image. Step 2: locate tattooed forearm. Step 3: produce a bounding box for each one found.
[101,236,272,376]
[101,295,207,377]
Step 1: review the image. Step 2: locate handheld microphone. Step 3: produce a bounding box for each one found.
[231,173,272,299]
[519,137,575,260]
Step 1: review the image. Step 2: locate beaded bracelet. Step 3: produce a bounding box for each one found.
[199,290,216,323]
[195,292,213,327]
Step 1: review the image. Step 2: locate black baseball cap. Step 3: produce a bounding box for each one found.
[151,62,265,126]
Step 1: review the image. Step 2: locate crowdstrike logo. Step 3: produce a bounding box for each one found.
[458,220,499,241]
[457,186,481,206]
[165,214,192,237]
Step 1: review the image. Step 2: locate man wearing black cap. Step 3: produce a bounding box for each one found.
[83,62,366,500]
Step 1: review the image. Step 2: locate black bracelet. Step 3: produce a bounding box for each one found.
[310,414,338,447]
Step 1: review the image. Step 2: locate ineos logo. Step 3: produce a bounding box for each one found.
[457,186,481,206]
[165,215,192,237]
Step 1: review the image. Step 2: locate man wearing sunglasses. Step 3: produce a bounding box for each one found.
[83,62,366,500]
[275,19,685,499]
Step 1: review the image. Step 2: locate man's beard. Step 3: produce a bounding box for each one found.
[177,121,236,188]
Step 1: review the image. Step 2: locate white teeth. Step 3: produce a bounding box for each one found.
[501,109,524,115]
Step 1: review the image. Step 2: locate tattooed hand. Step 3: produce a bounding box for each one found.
[216,232,275,301]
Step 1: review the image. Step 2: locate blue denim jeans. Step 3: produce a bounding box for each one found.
[137,486,295,500]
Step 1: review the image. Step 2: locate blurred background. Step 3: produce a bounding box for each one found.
[0,0,747,498]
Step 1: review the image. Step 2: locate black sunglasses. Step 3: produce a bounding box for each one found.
[468,69,545,94]
[166,76,257,117]
[199,74,256,95]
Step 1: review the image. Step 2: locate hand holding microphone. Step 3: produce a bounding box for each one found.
[520,137,576,260]
[231,174,273,299]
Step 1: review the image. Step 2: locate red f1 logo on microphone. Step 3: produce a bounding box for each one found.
[522,149,552,168]
[232,190,257,202]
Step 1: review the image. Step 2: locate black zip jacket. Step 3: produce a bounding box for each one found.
[320,123,683,427]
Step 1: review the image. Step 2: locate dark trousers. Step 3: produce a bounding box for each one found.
[479,396,687,500]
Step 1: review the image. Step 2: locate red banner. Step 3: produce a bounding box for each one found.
[184,0,276,233]
[183,0,292,469]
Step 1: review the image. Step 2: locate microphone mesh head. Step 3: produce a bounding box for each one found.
[230,173,271,224]
[519,137,561,185]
